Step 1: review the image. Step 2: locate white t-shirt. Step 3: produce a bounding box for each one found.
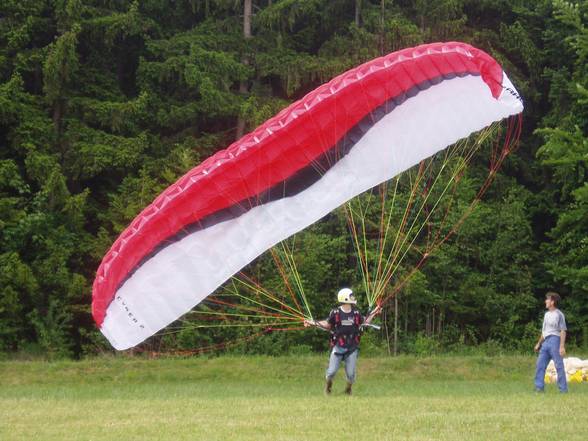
[542,309,567,338]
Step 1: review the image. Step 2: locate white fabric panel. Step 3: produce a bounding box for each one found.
[101,74,523,349]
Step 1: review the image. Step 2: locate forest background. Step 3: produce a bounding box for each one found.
[0,0,586,358]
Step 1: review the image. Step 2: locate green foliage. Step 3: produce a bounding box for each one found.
[43,24,80,104]
[406,332,441,356]
[0,253,37,351]
[0,0,586,357]
[28,300,73,358]
[532,0,588,348]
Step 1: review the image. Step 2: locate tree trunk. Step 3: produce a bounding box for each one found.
[52,100,62,134]
[243,0,252,38]
[53,99,66,163]
[379,0,385,55]
[438,309,443,335]
[384,305,392,355]
[404,298,408,334]
[355,0,362,27]
[236,0,252,140]
[393,294,398,356]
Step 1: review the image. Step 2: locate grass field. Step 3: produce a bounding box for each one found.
[1,354,587,441]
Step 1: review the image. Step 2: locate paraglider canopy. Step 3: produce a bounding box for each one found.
[92,42,523,350]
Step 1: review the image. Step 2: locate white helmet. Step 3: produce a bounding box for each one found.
[337,288,356,304]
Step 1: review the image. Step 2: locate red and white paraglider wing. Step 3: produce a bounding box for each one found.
[92,42,523,350]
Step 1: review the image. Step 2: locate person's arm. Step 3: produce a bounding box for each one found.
[559,311,567,356]
[364,305,382,325]
[535,312,546,352]
[304,318,332,331]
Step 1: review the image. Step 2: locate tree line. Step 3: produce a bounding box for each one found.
[0,0,586,357]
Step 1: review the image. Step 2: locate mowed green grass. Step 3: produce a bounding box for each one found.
[1,355,587,441]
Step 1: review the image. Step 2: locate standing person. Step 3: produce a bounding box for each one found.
[534,291,568,393]
[304,288,381,395]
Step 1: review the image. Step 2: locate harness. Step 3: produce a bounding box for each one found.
[330,307,362,351]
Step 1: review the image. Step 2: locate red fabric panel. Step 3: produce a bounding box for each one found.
[92,42,504,326]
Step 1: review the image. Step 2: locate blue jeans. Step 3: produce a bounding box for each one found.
[326,346,358,384]
[534,335,568,392]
